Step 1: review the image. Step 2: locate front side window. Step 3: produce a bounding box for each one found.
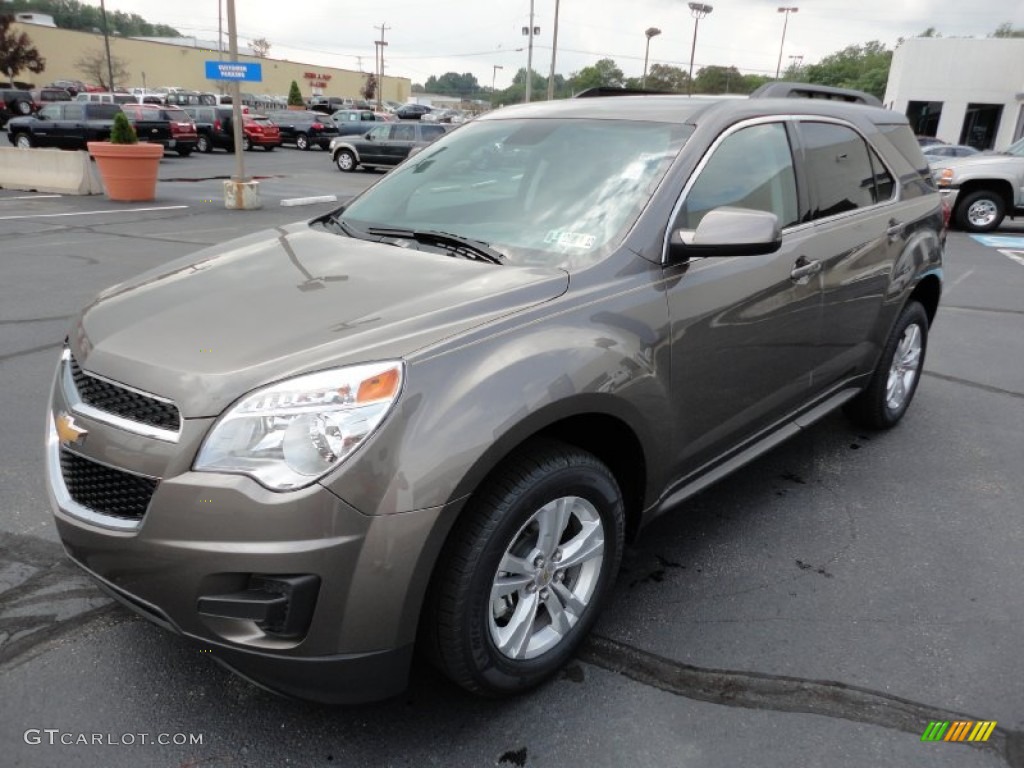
[38,104,61,120]
[63,104,84,120]
[799,122,882,219]
[679,122,798,230]
[368,125,391,141]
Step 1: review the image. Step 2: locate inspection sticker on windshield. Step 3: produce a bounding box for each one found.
[545,230,596,249]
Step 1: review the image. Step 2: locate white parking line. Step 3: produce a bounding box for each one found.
[998,249,1024,267]
[0,205,188,221]
[0,194,63,202]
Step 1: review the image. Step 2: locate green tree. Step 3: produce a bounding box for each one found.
[109,110,137,144]
[6,0,180,36]
[424,72,481,98]
[287,80,303,107]
[570,58,624,92]
[802,41,892,100]
[0,14,46,85]
[630,63,689,92]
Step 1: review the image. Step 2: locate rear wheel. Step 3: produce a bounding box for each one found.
[335,149,356,172]
[197,135,211,153]
[14,133,33,149]
[15,100,32,116]
[264,144,275,151]
[425,440,624,696]
[955,189,1005,233]
[845,301,929,430]
[241,135,252,151]
[177,147,192,157]
[296,132,310,150]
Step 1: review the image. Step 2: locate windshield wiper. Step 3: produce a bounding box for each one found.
[365,227,506,265]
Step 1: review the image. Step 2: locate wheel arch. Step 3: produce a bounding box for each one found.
[908,272,941,326]
[957,179,1013,212]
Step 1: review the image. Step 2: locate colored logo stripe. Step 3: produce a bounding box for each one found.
[921,721,997,743]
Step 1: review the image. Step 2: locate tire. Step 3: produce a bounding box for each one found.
[197,135,211,153]
[264,144,275,151]
[845,301,929,430]
[14,133,33,149]
[241,135,252,151]
[335,149,356,172]
[296,132,310,151]
[177,148,192,157]
[15,100,32,116]
[425,440,624,696]
[954,189,1005,233]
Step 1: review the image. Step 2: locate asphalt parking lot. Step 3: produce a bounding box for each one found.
[1,146,1022,768]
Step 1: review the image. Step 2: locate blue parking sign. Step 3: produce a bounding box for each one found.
[205,61,263,82]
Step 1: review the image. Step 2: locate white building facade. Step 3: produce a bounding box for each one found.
[883,37,1024,150]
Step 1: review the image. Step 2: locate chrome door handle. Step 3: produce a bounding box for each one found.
[790,258,822,281]
[887,219,904,242]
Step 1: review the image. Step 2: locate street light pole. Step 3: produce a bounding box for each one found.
[775,6,798,80]
[98,0,115,90]
[546,0,561,100]
[525,0,536,103]
[686,3,713,96]
[492,64,503,95]
[642,27,662,89]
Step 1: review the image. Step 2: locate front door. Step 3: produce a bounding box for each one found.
[663,119,824,478]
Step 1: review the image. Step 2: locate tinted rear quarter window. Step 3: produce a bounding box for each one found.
[421,125,445,140]
[64,104,84,120]
[799,122,877,219]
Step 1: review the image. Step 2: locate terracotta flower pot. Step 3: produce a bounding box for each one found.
[87,142,164,202]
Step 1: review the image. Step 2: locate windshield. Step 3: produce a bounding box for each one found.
[339,117,690,269]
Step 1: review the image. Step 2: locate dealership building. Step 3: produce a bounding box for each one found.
[883,37,1024,150]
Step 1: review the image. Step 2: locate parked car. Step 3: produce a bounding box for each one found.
[395,103,432,120]
[122,103,197,156]
[264,109,339,150]
[30,88,72,111]
[922,144,979,161]
[74,91,136,105]
[183,105,260,152]
[0,88,34,127]
[330,122,447,172]
[240,114,281,150]
[48,79,88,96]
[916,135,946,148]
[44,84,943,705]
[6,102,122,149]
[934,136,1024,232]
[329,108,381,136]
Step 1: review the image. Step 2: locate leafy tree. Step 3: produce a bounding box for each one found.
[991,22,1024,38]
[424,71,481,98]
[570,58,624,92]
[109,111,137,144]
[411,83,425,93]
[74,48,130,90]
[287,80,303,107]
[0,14,46,85]
[802,41,892,100]
[360,73,377,101]
[249,37,271,58]
[637,63,688,93]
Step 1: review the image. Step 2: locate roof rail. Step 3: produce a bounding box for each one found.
[749,82,882,107]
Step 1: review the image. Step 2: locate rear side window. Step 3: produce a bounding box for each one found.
[421,125,445,140]
[799,122,884,219]
[680,122,799,230]
[393,124,416,141]
[163,108,190,122]
[64,104,84,120]
[89,104,121,119]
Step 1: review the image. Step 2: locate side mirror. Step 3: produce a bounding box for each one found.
[669,207,782,260]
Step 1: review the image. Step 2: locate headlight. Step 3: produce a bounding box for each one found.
[194,362,403,490]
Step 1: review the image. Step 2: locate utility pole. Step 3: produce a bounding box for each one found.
[374,22,390,110]
[492,64,503,97]
[686,3,713,96]
[226,0,245,183]
[775,7,799,80]
[217,0,223,57]
[98,0,115,90]
[546,0,560,100]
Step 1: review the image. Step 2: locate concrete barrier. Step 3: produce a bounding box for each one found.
[0,147,104,195]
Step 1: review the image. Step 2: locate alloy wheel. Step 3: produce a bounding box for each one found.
[885,323,923,411]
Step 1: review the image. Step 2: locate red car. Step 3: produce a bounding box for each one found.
[242,114,281,151]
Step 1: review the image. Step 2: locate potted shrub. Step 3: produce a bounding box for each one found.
[87,111,164,202]
[287,80,305,110]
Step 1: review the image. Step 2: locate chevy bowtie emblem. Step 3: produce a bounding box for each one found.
[56,411,88,447]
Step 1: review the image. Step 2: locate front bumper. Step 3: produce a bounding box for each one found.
[45,348,450,703]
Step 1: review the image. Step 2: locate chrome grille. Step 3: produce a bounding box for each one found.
[59,449,158,522]
[70,355,180,431]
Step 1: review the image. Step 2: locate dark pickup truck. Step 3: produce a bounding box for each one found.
[6,102,172,151]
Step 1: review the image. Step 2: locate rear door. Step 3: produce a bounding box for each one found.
[793,120,901,390]
[57,102,86,148]
[386,123,417,164]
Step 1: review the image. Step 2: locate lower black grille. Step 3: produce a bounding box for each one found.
[59,449,158,521]
[70,355,180,432]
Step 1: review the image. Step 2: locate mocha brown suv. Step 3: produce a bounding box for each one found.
[46,83,943,704]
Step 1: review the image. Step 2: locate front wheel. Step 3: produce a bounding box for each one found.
[263,144,275,151]
[845,301,929,430]
[14,133,33,149]
[955,190,1005,233]
[335,149,356,172]
[177,148,192,157]
[241,135,252,151]
[425,440,624,696]
[296,132,310,150]
[197,135,211,153]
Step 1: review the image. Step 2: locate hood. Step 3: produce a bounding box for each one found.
[937,153,1023,174]
[72,223,568,417]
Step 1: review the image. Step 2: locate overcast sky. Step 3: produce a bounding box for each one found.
[94,0,1024,89]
